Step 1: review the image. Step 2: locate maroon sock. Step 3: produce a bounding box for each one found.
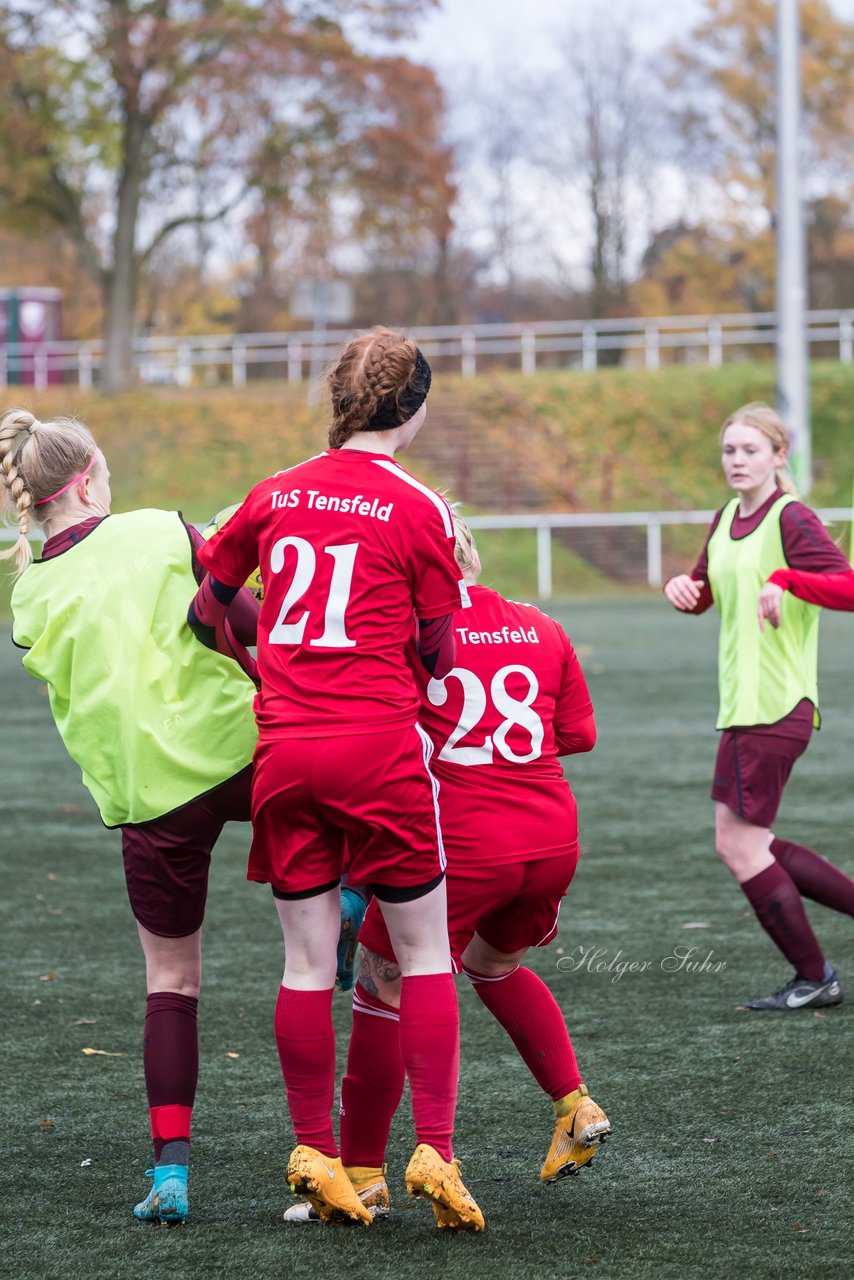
[465,965,581,1100]
[143,991,198,1162]
[398,973,458,1163]
[771,838,854,919]
[273,986,338,1157]
[340,983,405,1168]
[740,863,825,981]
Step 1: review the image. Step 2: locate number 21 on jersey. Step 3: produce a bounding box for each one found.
[268,536,358,648]
[427,664,544,765]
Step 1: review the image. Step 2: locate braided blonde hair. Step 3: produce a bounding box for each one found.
[0,407,97,572]
[720,402,797,496]
[326,327,421,448]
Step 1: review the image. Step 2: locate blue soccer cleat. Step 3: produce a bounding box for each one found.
[133,1163,189,1225]
[337,887,367,992]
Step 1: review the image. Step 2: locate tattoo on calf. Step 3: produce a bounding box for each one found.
[359,947,401,997]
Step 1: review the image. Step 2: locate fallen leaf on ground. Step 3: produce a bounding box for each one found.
[39,972,61,981]
[681,922,711,929]
[47,873,59,881]
[81,1048,123,1057]
[80,1158,93,1167]
[225,1051,240,1059]
[74,1018,97,1025]
[38,1120,55,1129]
[58,804,81,814]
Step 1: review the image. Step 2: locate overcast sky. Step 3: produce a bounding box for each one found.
[405,0,854,77]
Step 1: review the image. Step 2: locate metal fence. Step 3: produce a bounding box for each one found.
[2,308,854,390]
[5,508,851,597]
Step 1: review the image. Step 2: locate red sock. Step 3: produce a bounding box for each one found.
[771,838,854,918]
[465,965,581,1100]
[398,973,458,1163]
[340,983,405,1168]
[273,986,337,1157]
[740,863,825,981]
[143,992,198,1161]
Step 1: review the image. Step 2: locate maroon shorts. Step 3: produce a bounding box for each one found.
[249,724,443,896]
[121,766,252,938]
[710,729,810,828]
[359,849,578,969]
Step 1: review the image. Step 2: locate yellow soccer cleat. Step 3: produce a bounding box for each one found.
[286,1145,372,1227]
[283,1165,390,1223]
[405,1143,485,1232]
[540,1084,612,1183]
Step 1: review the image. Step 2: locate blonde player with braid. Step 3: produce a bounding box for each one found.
[1,407,259,1225]
[191,327,484,1231]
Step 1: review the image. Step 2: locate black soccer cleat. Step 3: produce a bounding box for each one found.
[739,963,843,1012]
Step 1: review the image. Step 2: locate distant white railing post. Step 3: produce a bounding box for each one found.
[288,342,302,383]
[644,323,660,371]
[461,330,477,378]
[232,342,247,388]
[708,320,723,368]
[646,519,663,587]
[79,345,93,391]
[521,327,536,375]
[176,343,192,388]
[536,524,553,599]
[840,313,853,364]
[582,324,598,371]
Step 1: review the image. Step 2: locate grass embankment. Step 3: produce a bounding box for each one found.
[1,361,852,615]
[446,360,854,511]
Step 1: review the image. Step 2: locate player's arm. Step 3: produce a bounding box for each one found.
[553,631,597,756]
[187,573,259,686]
[415,613,456,678]
[662,512,720,614]
[187,521,259,645]
[758,503,854,628]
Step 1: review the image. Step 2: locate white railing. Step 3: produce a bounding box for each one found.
[5,508,851,597]
[1,309,854,390]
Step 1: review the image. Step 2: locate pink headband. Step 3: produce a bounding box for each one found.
[33,453,98,505]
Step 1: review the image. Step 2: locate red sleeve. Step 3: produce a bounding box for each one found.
[197,494,260,588]
[407,500,469,619]
[415,613,456,679]
[552,630,596,755]
[768,567,854,611]
[188,520,259,644]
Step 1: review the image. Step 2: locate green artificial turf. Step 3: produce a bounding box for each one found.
[1,599,852,1279]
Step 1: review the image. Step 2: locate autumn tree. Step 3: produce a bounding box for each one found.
[236,50,456,331]
[0,1,439,392]
[542,11,660,319]
[662,0,854,308]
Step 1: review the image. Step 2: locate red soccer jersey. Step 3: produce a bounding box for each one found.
[197,449,469,739]
[412,584,594,864]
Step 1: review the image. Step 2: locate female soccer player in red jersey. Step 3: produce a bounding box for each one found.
[1,407,259,1225]
[284,516,611,1222]
[664,402,854,1011]
[190,328,484,1230]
